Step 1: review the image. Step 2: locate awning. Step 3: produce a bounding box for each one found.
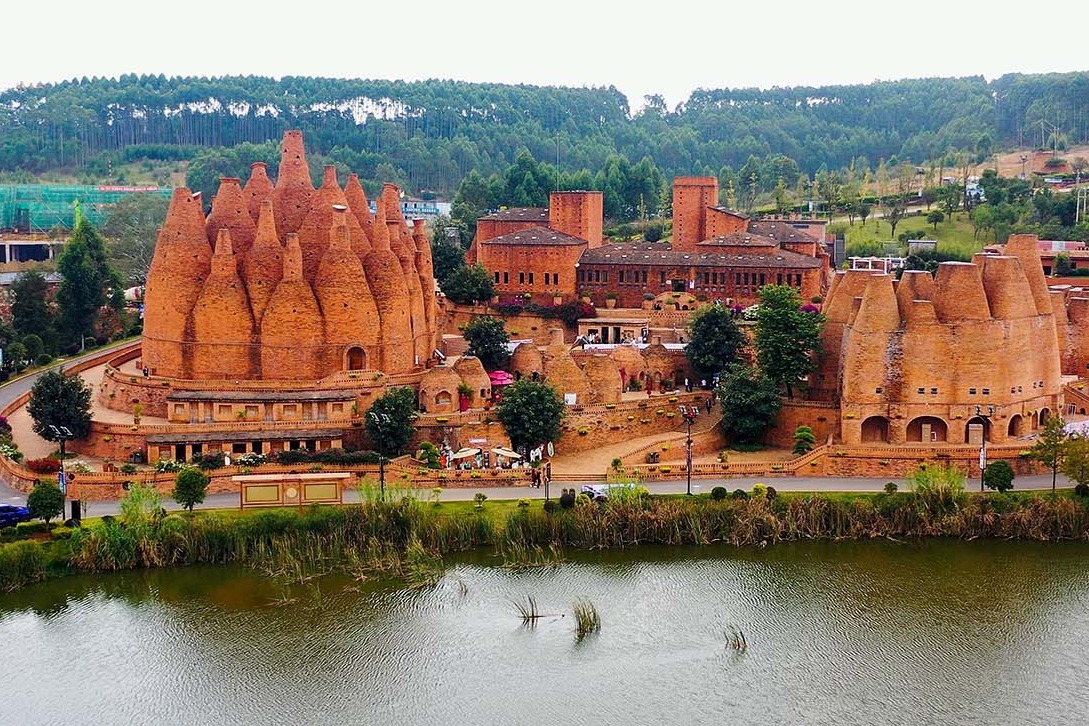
[488,370,514,385]
[491,447,522,459]
[450,447,481,460]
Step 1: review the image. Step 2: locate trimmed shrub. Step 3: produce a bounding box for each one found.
[730,489,749,500]
[884,481,898,494]
[1073,483,1089,498]
[25,457,61,474]
[543,499,558,513]
[710,486,728,501]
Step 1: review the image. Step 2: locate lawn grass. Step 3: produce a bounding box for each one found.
[836,209,988,260]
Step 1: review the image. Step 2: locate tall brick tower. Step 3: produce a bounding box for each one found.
[382,184,429,366]
[259,234,325,379]
[142,187,212,378]
[364,197,413,373]
[549,191,603,248]
[191,229,255,379]
[205,177,256,261]
[671,176,718,251]
[240,200,284,326]
[268,130,314,237]
[313,206,381,371]
[242,161,274,224]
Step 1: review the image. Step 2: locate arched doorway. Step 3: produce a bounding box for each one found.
[1007,414,1024,438]
[346,346,366,371]
[860,416,890,443]
[965,415,991,444]
[906,416,948,443]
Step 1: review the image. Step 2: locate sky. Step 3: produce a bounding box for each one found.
[6,1,1088,112]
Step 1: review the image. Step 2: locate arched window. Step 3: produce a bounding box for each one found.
[346,346,366,371]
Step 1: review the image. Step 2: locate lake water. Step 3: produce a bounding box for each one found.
[1,539,1087,726]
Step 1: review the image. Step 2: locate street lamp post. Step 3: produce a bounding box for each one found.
[367,411,390,501]
[679,405,696,496]
[975,405,994,492]
[48,425,75,519]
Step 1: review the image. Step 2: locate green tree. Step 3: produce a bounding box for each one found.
[441,262,495,305]
[684,304,745,378]
[753,285,824,398]
[55,215,125,348]
[364,386,419,457]
[792,425,816,455]
[495,378,565,454]
[1060,434,1089,488]
[100,191,170,285]
[716,362,781,444]
[1027,415,1067,492]
[982,460,1015,493]
[27,368,93,442]
[172,467,210,512]
[10,270,57,354]
[926,210,945,229]
[26,481,65,524]
[462,316,510,371]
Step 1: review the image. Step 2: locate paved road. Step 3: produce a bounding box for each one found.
[0,472,1073,518]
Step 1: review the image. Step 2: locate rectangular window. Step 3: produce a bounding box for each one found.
[969,388,976,395]
[875,387,883,394]
[736,273,742,285]
[494,271,500,283]
[777,273,783,285]
[930,388,937,395]
[917,388,925,395]
[602,271,608,283]
[519,272,525,284]
[660,272,666,284]
[503,272,509,284]
[982,388,990,395]
[528,272,534,284]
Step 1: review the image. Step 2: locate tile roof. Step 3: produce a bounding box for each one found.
[578,241,823,269]
[480,207,549,222]
[481,225,588,246]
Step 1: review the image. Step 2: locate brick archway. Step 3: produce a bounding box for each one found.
[346,346,367,371]
[860,416,890,443]
[906,416,948,443]
[1007,414,1025,438]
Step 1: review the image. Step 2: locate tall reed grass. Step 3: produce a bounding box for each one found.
[4,486,1089,592]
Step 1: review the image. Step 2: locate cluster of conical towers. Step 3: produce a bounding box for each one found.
[141,130,438,382]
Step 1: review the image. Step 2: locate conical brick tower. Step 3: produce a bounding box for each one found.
[344,172,376,253]
[243,161,274,223]
[313,206,381,374]
[241,200,283,326]
[260,234,325,379]
[142,188,212,378]
[268,130,314,238]
[191,229,256,379]
[382,185,429,366]
[297,166,368,283]
[363,198,413,373]
[413,218,438,356]
[205,177,256,261]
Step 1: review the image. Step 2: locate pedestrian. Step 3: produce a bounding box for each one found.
[705,396,713,414]
[700,378,707,389]
[685,377,691,392]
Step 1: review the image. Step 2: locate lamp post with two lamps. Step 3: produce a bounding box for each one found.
[367,411,390,501]
[974,405,994,492]
[678,405,697,496]
[48,425,76,520]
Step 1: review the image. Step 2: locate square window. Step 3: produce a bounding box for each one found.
[917,387,925,395]
[981,388,989,395]
[969,388,976,395]
[875,387,883,394]
[930,388,937,395]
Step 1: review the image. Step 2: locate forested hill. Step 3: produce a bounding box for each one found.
[1,72,1086,198]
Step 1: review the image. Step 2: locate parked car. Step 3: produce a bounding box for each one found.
[580,483,636,502]
[0,503,32,527]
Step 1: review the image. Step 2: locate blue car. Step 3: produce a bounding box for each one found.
[0,503,32,527]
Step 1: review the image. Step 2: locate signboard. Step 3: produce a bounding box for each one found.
[547,442,555,457]
[57,470,67,495]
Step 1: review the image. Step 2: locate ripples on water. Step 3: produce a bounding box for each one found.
[1,540,1087,726]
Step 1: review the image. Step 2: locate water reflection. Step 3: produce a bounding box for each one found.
[1,540,1087,726]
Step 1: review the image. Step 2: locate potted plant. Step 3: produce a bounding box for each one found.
[605,291,618,308]
[552,292,563,305]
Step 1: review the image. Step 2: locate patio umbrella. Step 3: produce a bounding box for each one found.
[488,370,514,385]
[491,446,522,460]
[450,447,481,460]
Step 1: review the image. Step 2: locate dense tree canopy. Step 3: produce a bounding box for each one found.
[27,369,93,442]
[753,285,825,399]
[364,387,419,457]
[684,303,745,378]
[462,316,510,371]
[495,379,565,454]
[55,216,125,348]
[715,363,781,445]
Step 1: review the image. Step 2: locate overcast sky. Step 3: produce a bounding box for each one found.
[6,1,1088,112]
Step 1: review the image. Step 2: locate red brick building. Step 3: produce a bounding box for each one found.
[472,176,830,309]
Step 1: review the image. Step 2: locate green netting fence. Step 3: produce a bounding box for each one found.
[0,185,172,234]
